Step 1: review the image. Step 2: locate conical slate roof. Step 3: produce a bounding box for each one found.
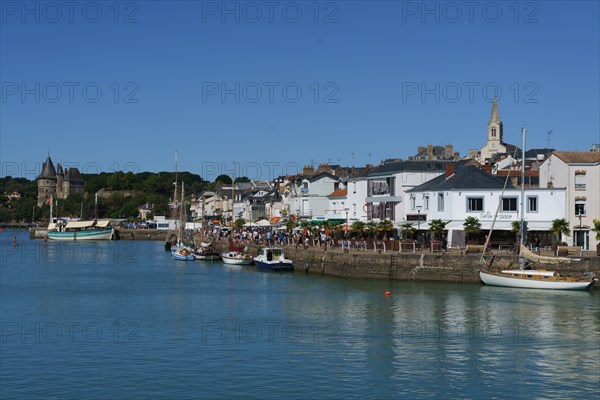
[488,96,501,125]
[65,167,84,183]
[40,156,57,178]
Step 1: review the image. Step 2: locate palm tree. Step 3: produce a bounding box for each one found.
[351,221,365,238]
[550,218,570,244]
[377,219,395,239]
[511,220,528,242]
[285,219,297,233]
[592,219,600,241]
[364,221,378,239]
[400,223,416,240]
[429,219,448,240]
[463,216,481,243]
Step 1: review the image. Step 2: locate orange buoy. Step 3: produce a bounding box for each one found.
[384,291,391,296]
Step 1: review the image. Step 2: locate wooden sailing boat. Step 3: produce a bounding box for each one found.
[193,191,221,261]
[479,128,596,290]
[172,182,194,261]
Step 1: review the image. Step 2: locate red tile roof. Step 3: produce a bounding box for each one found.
[327,189,348,197]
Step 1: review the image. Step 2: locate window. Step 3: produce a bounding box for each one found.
[410,195,416,211]
[438,193,444,211]
[467,197,483,212]
[527,196,538,213]
[575,173,586,189]
[424,195,429,211]
[575,200,586,216]
[502,197,518,212]
[491,128,496,137]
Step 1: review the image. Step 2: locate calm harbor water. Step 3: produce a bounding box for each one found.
[1,231,599,399]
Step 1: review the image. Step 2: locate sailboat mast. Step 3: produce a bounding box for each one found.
[519,128,526,247]
[181,181,185,242]
[173,151,179,221]
[201,194,205,242]
[231,162,235,225]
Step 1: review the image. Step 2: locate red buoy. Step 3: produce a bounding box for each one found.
[384,291,391,296]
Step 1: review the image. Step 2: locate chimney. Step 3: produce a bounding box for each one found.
[302,165,315,176]
[417,146,425,158]
[445,144,453,159]
[427,144,433,160]
[482,164,492,174]
[453,152,460,160]
[445,163,456,178]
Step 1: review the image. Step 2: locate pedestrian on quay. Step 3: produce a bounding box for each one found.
[441,235,448,254]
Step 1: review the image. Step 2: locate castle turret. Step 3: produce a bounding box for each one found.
[37,155,57,206]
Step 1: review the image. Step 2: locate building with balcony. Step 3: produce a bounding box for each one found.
[539,151,600,250]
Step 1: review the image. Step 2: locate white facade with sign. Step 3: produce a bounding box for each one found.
[407,188,566,247]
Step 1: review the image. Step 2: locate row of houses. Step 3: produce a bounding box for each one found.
[183,149,598,251]
[184,99,599,250]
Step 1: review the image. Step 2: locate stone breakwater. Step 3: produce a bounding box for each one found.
[273,246,599,285]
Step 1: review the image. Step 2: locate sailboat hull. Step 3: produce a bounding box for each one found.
[479,270,595,290]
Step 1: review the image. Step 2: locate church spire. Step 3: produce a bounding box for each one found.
[488,96,501,125]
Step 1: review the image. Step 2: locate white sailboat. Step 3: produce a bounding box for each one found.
[479,128,596,290]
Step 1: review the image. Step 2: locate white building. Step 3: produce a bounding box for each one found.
[540,151,600,250]
[408,164,566,247]
[325,188,348,221]
[366,160,448,224]
[289,172,343,219]
[345,177,369,222]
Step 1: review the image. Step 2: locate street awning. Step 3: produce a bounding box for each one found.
[95,220,111,228]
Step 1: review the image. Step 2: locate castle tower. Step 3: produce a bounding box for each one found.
[37,155,57,206]
[56,163,64,199]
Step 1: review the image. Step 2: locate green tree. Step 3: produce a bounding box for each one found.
[215,174,232,184]
[285,219,297,233]
[511,220,528,242]
[592,219,600,241]
[234,176,250,183]
[429,219,448,240]
[463,216,482,243]
[377,219,394,239]
[400,223,416,240]
[364,221,377,238]
[550,218,570,244]
[234,218,246,230]
[351,221,365,238]
[0,207,12,223]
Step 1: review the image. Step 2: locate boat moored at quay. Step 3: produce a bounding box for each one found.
[253,247,293,271]
[47,219,114,241]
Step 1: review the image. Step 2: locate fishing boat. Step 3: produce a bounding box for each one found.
[194,242,221,261]
[221,251,253,265]
[221,240,252,265]
[253,247,293,271]
[479,128,596,290]
[48,219,114,241]
[46,196,114,240]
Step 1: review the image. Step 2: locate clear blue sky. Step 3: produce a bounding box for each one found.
[1,0,599,181]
